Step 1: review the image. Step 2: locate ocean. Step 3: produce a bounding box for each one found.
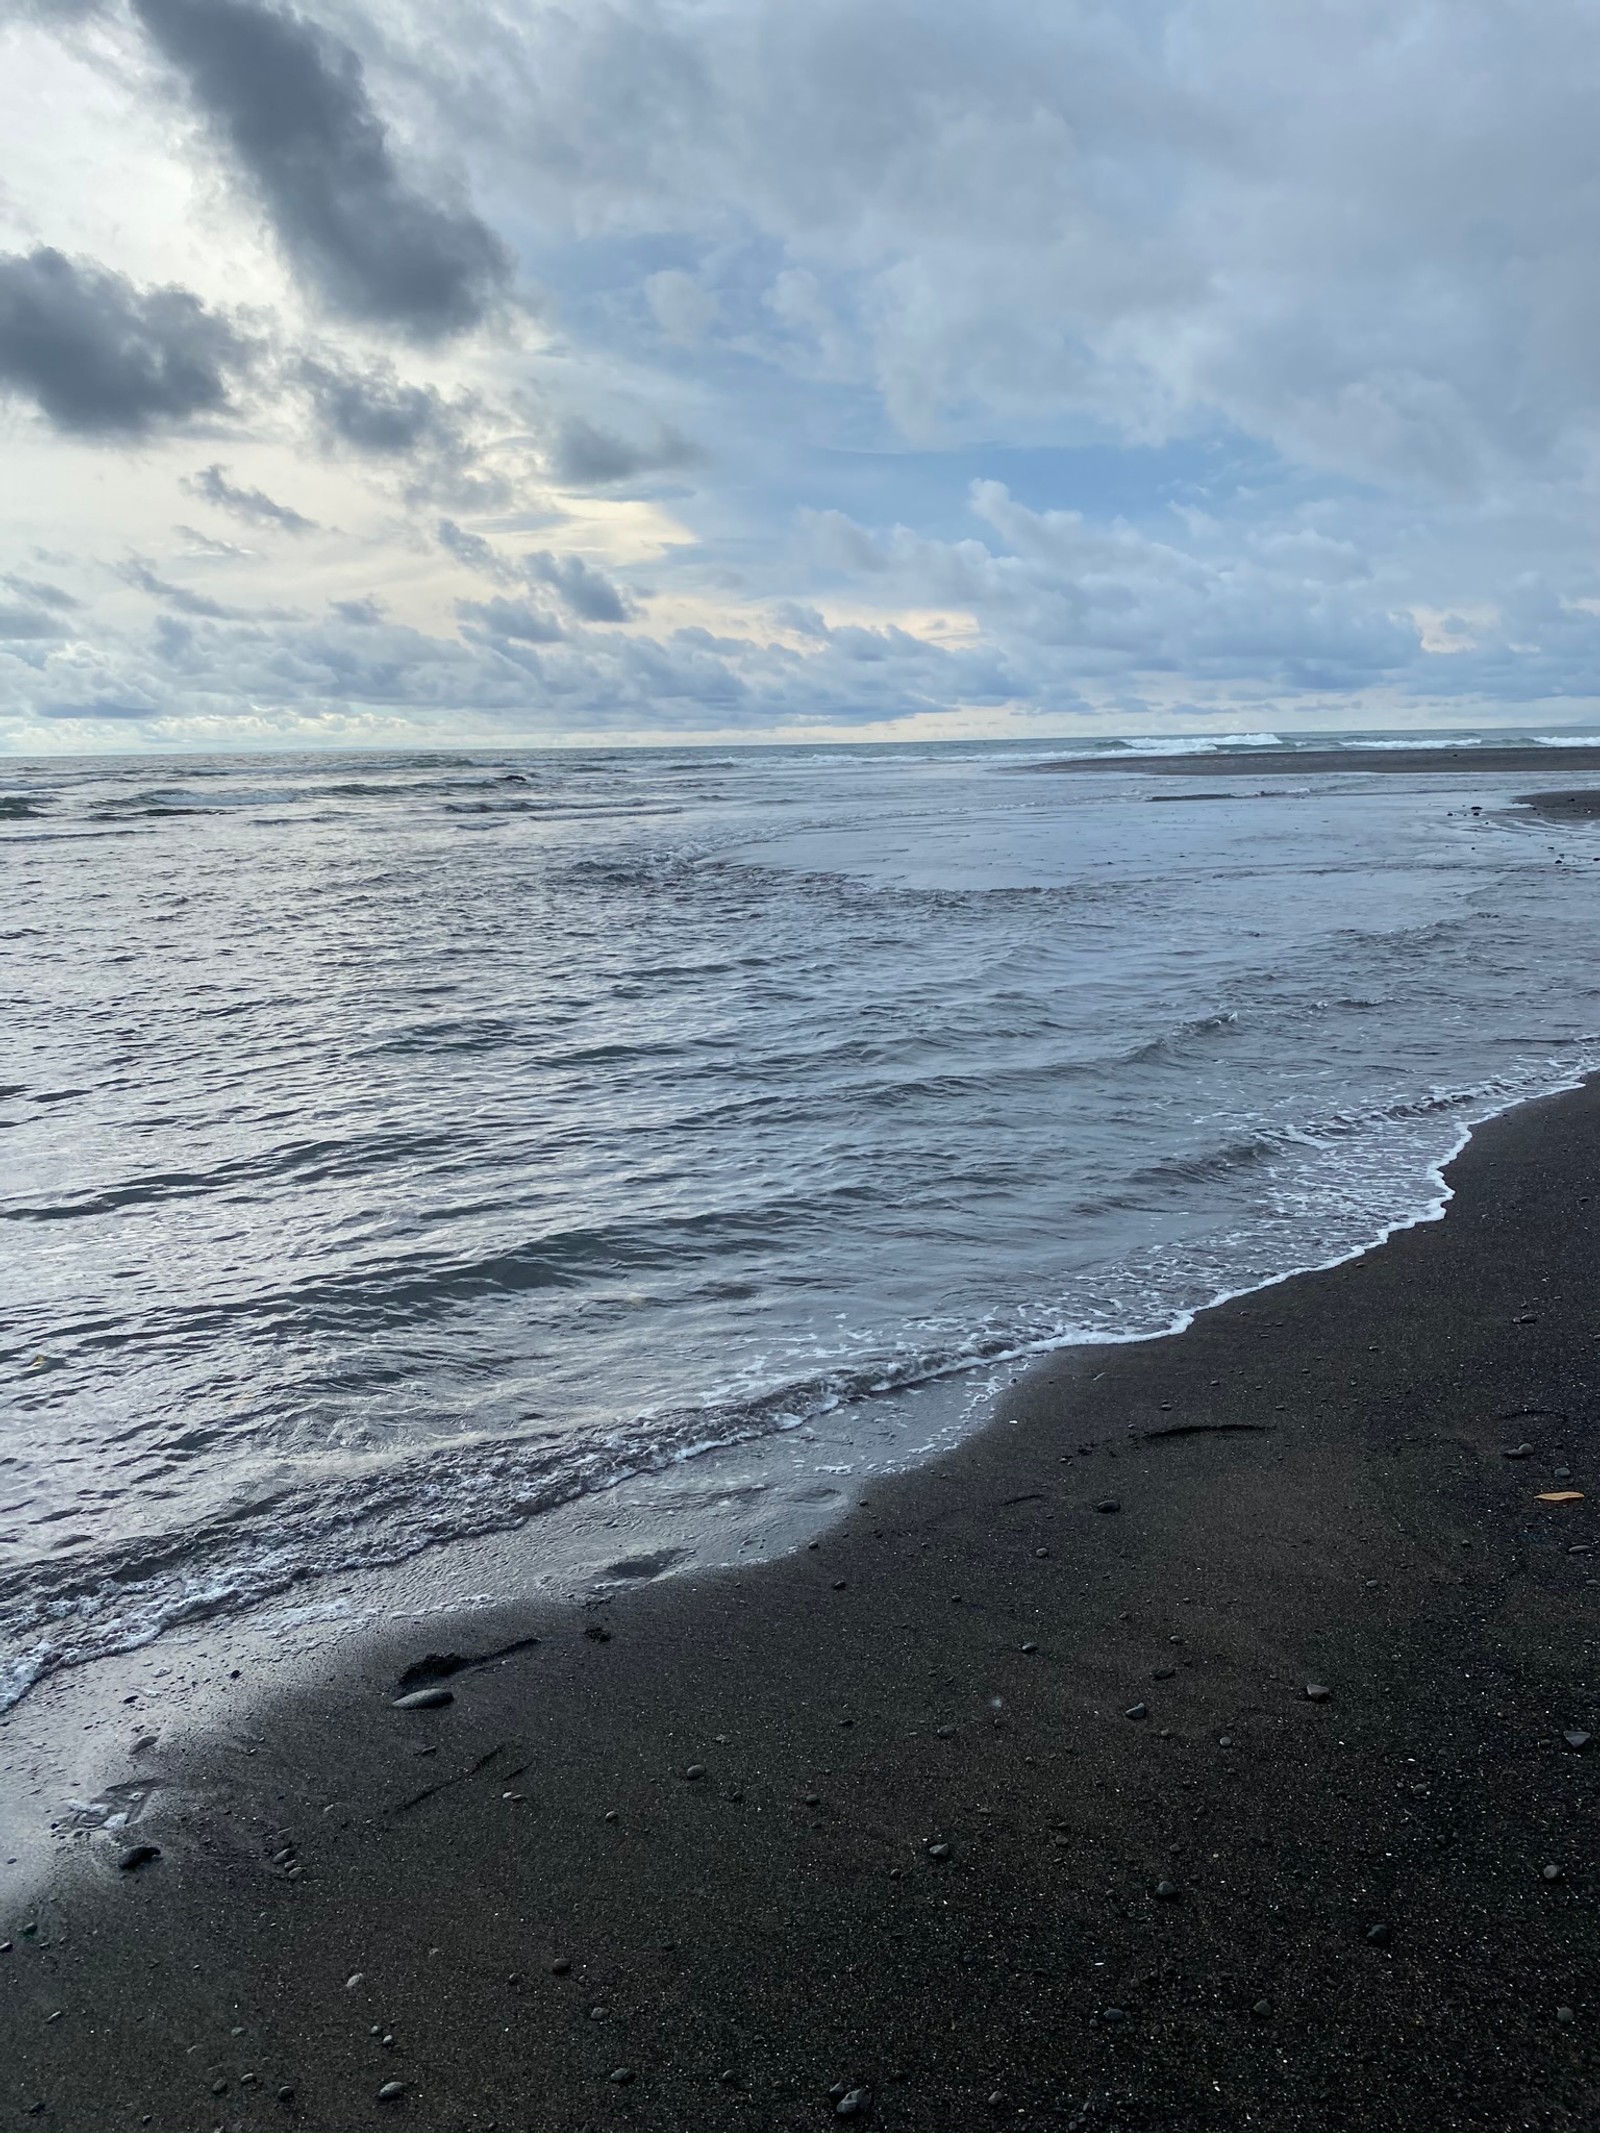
[5,730,1600,1709]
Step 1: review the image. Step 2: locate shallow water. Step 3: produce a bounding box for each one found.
[5,731,1600,1705]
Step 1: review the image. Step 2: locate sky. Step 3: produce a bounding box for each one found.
[3,0,1600,752]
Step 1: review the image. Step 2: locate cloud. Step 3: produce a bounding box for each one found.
[0,247,251,437]
[436,516,512,581]
[330,595,385,624]
[524,549,634,623]
[457,595,564,643]
[548,414,701,489]
[3,573,80,612]
[0,601,66,639]
[130,0,510,339]
[186,462,317,532]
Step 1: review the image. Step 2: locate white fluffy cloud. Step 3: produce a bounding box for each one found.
[6,0,1600,749]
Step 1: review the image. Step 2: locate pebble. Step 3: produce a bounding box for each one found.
[1564,1730,1592,1752]
[1035,1547,1049,1558]
[1153,1666,1175,1681]
[936,1724,956,1739]
[1218,1735,1233,1748]
[277,2089,295,2104]
[684,1764,706,1781]
[1252,1998,1271,2017]
[1125,1703,1148,1721]
[392,1687,454,1711]
[1366,1924,1391,1945]
[1503,1443,1534,1461]
[1543,1863,1564,1882]
[1095,1499,1121,1515]
[609,2068,635,2085]
[1558,2006,1576,2025]
[377,2081,406,2102]
[346,1973,365,1990]
[835,2089,869,2118]
[804,1794,821,1807]
[1101,2006,1128,2024]
[1153,1880,1180,1900]
[1021,1642,1038,1654]
[1304,1683,1332,1703]
[1556,1467,1573,1480]
[719,2069,740,2085]
[548,1958,570,1976]
[590,2005,610,2020]
[117,1843,161,1872]
[988,2092,1006,2109]
[928,1841,951,1860]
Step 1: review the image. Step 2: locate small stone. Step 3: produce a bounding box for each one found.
[1153,1880,1179,1900]
[1503,1443,1534,1461]
[1095,1499,1121,1514]
[720,2069,740,2085]
[936,1724,955,1739]
[1035,1547,1049,1558]
[1304,1683,1331,1703]
[684,1764,706,1781]
[1556,1468,1573,1480]
[1564,1730,1591,1752]
[1366,1923,1391,1945]
[377,2081,406,2102]
[1219,1735,1233,1748]
[211,2080,228,2095]
[604,1810,618,1823]
[609,2068,635,2086]
[1153,1667,1175,1681]
[1021,1642,1038,1654]
[589,2005,610,2020]
[1558,2006,1576,2025]
[1125,1703,1148,1721]
[277,2088,295,2103]
[1101,2006,1127,2024]
[804,1793,821,1806]
[550,1956,571,1977]
[240,2073,259,2088]
[1252,1999,1271,2018]
[928,1841,951,1860]
[988,2092,1006,2108]
[117,1842,160,1871]
[835,2089,869,2118]
[1543,1863,1564,1882]
[346,1973,365,1990]
[391,1687,454,1710]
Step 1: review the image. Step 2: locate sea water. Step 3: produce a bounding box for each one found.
[5,732,1600,1705]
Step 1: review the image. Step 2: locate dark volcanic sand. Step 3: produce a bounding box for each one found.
[6,1085,1600,2131]
[1027,744,1600,778]
[1517,791,1600,824]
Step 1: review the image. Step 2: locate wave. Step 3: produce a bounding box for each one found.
[6,1051,1593,1714]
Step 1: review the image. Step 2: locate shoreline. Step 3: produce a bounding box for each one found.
[5,1083,1600,2127]
[1022,743,1600,777]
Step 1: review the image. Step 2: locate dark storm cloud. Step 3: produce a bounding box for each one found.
[457,594,564,642]
[548,415,701,489]
[299,355,459,455]
[0,247,250,437]
[186,462,318,532]
[130,0,511,339]
[524,549,633,623]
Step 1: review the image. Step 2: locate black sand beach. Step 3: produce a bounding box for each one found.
[6,1083,1600,2131]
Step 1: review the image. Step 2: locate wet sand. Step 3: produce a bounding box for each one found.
[1516,790,1600,824]
[1027,744,1600,777]
[5,1084,1600,2130]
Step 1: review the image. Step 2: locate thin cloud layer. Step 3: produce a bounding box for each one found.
[187,462,317,532]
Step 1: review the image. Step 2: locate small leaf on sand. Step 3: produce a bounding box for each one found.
[1537,1490,1584,1503]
